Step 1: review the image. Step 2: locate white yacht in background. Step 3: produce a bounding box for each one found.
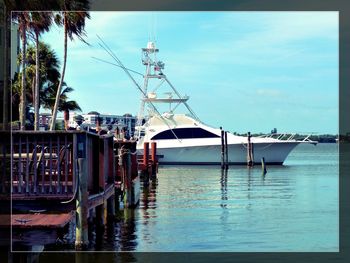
[131,41,317,164]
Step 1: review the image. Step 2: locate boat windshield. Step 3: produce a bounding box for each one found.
[151,127,220,140]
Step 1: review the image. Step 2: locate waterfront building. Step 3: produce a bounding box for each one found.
[38,113,51,130]
[37,113,64,130]
[68,112,138,136]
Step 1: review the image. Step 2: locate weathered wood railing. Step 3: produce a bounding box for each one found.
[11,131,76,197]
[7,131,115,200]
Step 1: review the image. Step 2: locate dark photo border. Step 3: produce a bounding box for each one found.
[1,0,349,262]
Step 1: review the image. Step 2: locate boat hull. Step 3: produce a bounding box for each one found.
[138,141,300,165]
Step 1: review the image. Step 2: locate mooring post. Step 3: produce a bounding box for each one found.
[261,157,267,175]
[107,195,115,221]
[224,131,229,170]
[117,147,124,210]
[124,151,132,208]
[75,157,89,250]
[115,189,121,211]
[96,200,107,233]
[143,142,150,181]
[144,142,149,165]
[220,127,225,169]
[247,132,253,167]
[151,142,157,178]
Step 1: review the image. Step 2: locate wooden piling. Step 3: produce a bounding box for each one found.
[151,142,157,178]
[151,142,157,163]
[95,200,107,232]
[247,132,253,167]
[143,142,149,167]
[124,151,132,208]
[261,157,267,175]
[107,195,115,221]
[143,142,150,182]
[220,128,225,169]
[75,157,89,250]
[115,189,121,211]
[224,131,229,169]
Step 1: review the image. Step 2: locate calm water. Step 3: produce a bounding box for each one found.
[99,143,339,252]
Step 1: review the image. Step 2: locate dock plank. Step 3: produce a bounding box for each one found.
[10,212,74,229]
[10,194,73,201]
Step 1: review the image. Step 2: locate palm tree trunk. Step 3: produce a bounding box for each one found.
[34,32,40,131]
[19,18,27,131]
[2,5,9,130]
[64,109,69,130]
[50,13,67,131]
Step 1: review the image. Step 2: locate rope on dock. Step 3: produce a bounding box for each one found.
[61,159,80,204]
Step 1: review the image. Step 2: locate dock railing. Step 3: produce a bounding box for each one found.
[10,131,76,197]
[7,131,115,200]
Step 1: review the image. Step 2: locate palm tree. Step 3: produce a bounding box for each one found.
[4,1,61,129]
[50,0,90,130]
[14,43,82,130]
[12,42,61,123]
[28,11,52,130]
[12,11,30,130]
[42,84,82,129]
[60,100,82,130]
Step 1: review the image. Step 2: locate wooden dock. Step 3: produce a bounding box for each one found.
[0,130,158,250]
[10,213,74,229]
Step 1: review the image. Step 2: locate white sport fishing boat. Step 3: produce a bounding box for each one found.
[133,42,316,165]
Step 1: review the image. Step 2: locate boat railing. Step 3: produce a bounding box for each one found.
[256,133,317,142]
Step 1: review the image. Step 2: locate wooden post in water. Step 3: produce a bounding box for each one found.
[151,142,157,178]
[143,142,150,181]
[96,200,107,233]
[224,131,229,169]
[143,142,149,166]
[107,195,115,221]
[261,157,267,175]
[116,147,124,210]
[124,151,132,208]
[115,189,121,211]
[220,127,225,169]
[75,157,89,250]
[247,132,253,167]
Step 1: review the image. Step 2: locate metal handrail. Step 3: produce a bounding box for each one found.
[256,133,316,142]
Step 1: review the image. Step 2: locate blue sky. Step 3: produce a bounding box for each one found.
[42,11,338,134]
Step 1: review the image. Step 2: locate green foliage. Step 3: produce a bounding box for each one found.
[55,120,64,130]
[12,41,81,116]
[13,42,60,107]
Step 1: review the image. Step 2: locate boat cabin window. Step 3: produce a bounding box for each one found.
[151,127,219,140]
